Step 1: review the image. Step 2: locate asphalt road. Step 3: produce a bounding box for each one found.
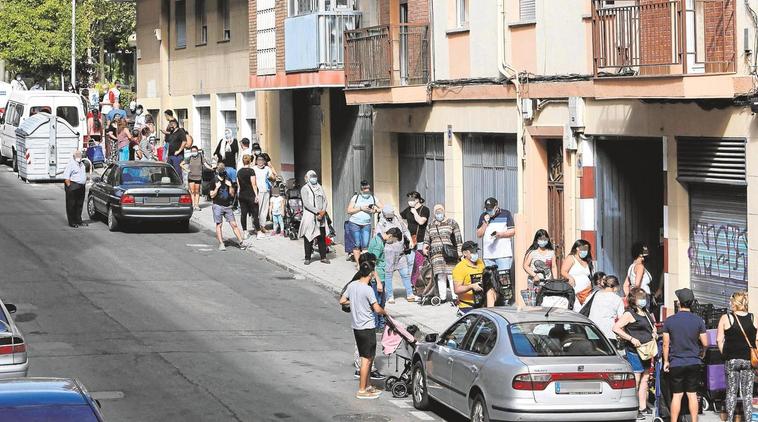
[0,167,464,422]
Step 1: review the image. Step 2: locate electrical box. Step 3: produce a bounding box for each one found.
[521,98,534,120]
[568,96,585,128]
[563,124,577,151]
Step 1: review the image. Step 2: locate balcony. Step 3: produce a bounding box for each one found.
[592,0,736,77]
[344,24,430,89]
[284,10,361,72]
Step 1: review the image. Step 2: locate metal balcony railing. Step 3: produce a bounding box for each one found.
[284,10,360,72]
[592,0,736,77]
[344,24,430,88]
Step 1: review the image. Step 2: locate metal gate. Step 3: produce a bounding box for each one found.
[595,139,664,284]
[398,133,445,209]
[198,107,211,153]
[330,96,373,241]
[547,140,566,270]
[462,134,518,241]
[689,184,747,307]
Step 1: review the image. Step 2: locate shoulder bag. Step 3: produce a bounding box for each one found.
[434,224,458,263]
[733,312,758,368]
[635,310,658,361]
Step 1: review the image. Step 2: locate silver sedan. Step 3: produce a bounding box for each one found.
[0,300,28,379]
[411,307,638,422]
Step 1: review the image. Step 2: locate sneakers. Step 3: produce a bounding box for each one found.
[354,370,360,379]
[406,295,418,303]
[218,243,226,251]
[304,258,312,265]
[356,390,381,400]
[243,232,250,240]
[636,410,646,420]
[386,298,395,305]
[370,370,386,380]
[257,232,266,240]
[238,242,247,250]
[320,258,330,264]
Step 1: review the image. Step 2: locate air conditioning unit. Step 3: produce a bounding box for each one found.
[568,96,585,128]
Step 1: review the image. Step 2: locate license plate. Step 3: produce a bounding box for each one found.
[144,196,170,204]
[555,381,603,395]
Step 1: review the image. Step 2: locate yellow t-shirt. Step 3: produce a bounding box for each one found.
[452,259,485,308]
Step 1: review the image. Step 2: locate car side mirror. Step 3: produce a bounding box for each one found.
[95,399,102,409]
[91,176,102,183]
[5,304,16,314]
[425,333,438,343]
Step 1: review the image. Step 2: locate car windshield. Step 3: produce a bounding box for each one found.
[120,166,181,185]
[509,322,615,357]
[0,405,99,421]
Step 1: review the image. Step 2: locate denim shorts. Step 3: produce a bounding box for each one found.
[346,221,371,250]
[625,348,650,373]
[212,204,235,224]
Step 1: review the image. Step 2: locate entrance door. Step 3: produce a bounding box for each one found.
[595,139,663,286]
[198,107,211,153]
[398,133,445,209]
[462,134,518,241]
[547,140,565,270]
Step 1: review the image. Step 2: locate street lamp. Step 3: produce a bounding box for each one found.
[70,0,76,88]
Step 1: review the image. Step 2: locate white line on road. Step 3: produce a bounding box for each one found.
[89,391,125,400]
[390,399,413,409]
[186,244,211,247]
[198,248,213,252]
[409,411,435,420]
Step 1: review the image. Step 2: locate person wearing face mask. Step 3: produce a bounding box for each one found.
[133,105,146,131]
[210,163,246,251]
[522,229,557,305]
[181,146,213,210]
[252,154,275,238]
[452,241,486,314]
[166,121,187,177]
[238,138,251,169]
[10,74,27,91]
[251,142,262,158]
[475,197,516,272]
[624,241,653,298]
[298,170,330,265]
[374,205,415,303]
[423,204,463,303]
[613,287,659,420]
[345,180,383,264]
[214,128,239,170]
[560,239,594,311]
[400,191,430,286]
[586,275,624,341]
[63,150,88,228]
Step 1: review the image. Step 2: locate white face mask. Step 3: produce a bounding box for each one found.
[191,152,198,157]
[469,253,479,262]
[434,213,444,221]
[136,110,143,115]
[75,157,82,163]
[537,239,549,248]
[408,200,417,208]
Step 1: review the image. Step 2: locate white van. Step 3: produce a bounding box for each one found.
[0,90,86,170]
[0,81,11,119]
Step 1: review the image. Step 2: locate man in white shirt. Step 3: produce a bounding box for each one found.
[63,150,88,228]
[133,105,146,131]
[475,197,516,271]
[10,75,27,91]
[238,138,252,169]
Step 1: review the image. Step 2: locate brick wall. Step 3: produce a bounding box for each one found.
[249,0,256,75]
[639,0,675,73]
[276,0,285,73]
[379,0,390,25]
[408,0,429,24]
[704,0,736,72]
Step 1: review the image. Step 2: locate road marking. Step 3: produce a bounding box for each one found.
[198,248,213,252]
[186,243,210,247]
[89,391,125,400]
[390,399,413,409]
[409,411,435,420]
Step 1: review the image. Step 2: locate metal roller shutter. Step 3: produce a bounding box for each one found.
[689,184,748,307]
[677,137,746,186]
[398,133,445,209]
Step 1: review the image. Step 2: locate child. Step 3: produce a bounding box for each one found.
[269,187,285,236]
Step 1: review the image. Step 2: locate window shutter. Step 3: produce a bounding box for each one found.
[677,137,746,186]
[519,0,536,21]
[175,0,186,48]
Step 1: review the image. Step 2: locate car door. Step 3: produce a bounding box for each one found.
[1,102,19,158]
[449,316,498,414]
[92,165,113,212]
[425,314,479,408]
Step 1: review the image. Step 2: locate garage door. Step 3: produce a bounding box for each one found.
[398,133,444,209]
[198,107,211,153]
[462,134,517,241]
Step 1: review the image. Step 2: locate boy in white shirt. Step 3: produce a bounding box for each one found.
[269,187,285,236]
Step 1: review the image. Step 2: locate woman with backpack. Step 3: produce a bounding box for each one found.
[423,204,463,304]
[716,291,758,422]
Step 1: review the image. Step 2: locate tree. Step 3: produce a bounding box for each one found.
[0,0,89,80]
[82,0,136,81]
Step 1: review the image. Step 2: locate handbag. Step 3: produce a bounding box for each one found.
[733,312,758,368]
[434,224,458,263]
[634,311,658,361]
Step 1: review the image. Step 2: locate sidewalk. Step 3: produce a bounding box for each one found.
[189,202,459,335]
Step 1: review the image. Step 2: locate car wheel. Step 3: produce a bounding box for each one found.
[412,362,430,410]
[107,207,119,232]
[470,393,490,422]
[12,150,18,172]
[87,196,99,220]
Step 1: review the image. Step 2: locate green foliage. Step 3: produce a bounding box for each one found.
[83,0,136,51]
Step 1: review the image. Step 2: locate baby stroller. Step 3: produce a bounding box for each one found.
[416,260,442,306]
[535,278,575,310]
[459,266,514,309]
[284,184,303,240]
[381,315,418,398]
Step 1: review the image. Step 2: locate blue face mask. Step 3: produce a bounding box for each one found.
[537,240,548,248]
[578,250,589,259]
[470,253,479,262]
[637,299,648,308]
[486,209,495,217]
[309,177,318,185]
[435,213,444,221]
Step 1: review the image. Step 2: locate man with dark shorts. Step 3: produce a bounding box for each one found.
[339,259,387,399]
[662,288,708,422]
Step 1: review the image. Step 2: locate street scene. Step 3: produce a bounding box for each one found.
[0,0,755,421]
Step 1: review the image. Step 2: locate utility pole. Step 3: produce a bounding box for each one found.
[70,0,76,89]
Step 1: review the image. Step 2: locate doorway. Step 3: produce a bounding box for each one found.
[595,138,664,287]
[547,140,565,271]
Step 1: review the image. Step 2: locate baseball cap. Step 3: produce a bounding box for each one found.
[382,205,394,218]
[461,241,479,253]
[484,197,498,210]
[675,288,695,305]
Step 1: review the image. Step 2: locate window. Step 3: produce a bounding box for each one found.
[196,0,207,45]
[175,108,188,128]
[219,0,231,41]
[102,166,115,185]
[256,0,276,75]
[9,103,23,126]
[288,0,317,16]
[56,106,79,127]
[519,0,536,22]
[509,322,615,357]
[120,166,181,186]
[440,315,478,350]
[456,0,469,27]
[3,405,100,422]
[464,317,498,355]
[175,0,187,48]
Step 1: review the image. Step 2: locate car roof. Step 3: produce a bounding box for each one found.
[116,161,172,168]
[478,306,591,324]
[0,378,87,407]
[9,90,82,101]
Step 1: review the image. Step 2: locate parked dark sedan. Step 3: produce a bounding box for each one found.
[87,161,193,231]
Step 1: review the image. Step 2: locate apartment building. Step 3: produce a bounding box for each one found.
[345,0,754,312]
[136,0,256,155]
